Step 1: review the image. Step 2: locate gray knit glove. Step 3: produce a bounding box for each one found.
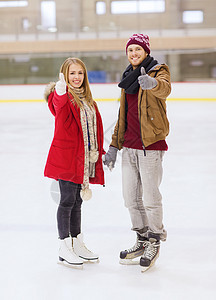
[103,146,118,171]
[138,67,157,90]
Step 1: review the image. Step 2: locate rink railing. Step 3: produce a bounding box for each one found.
[0,82,216,102]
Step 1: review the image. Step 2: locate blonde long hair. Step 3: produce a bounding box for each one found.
[60,57,94,108]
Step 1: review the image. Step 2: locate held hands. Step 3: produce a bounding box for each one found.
[138,67,157,90]
[55,73,67,96]
[103,146,118,171]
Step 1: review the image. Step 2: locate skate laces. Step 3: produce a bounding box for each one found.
[83,245,93,254]
[144,241,159,260]
[79,241,93,254]
[127,240,143,253]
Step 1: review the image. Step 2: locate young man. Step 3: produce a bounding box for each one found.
[103,34,171,271]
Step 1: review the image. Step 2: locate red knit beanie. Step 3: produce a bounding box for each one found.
[126,34,150,54]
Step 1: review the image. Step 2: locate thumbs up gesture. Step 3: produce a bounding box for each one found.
[55,73,67,96]
[138,67,157,90]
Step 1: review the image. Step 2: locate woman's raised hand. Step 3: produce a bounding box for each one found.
[55,73,67,96]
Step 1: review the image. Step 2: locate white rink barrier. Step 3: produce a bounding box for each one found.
[0,82,216,102]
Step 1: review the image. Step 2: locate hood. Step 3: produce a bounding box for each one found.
[44,81,56,102]
[149,63,169,74]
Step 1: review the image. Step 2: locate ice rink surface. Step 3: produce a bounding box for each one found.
[0,99,216,300]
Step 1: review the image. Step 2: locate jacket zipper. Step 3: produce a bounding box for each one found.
[138,67,161,156]
[116,109,120,150]
[139,90,146,156]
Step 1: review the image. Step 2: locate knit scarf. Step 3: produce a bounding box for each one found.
[71,86,98,199]
[118,55,158,94]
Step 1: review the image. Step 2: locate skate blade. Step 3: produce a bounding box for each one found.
[141,265,152,272]
[141,261,156,272]
[119,258,140,265]
[81,257,100,263]
[58,260,83,269]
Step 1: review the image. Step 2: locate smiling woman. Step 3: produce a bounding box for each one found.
[68,64,85,88]
[44,56,105,268]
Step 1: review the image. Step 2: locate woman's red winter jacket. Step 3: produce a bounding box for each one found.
[44,91,105,185]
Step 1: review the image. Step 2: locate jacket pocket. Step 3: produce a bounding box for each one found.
[147,106,169,135]
[49,139,74,170]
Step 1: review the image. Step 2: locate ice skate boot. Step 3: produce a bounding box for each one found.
[72,233,99,262]
[58,237,83,269]
[119,234,148,265]
[140,238,160,272]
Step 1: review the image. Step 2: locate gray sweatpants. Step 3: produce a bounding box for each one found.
[122,147,167,241]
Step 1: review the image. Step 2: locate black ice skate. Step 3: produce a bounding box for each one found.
[119,234,148,265]
[140,238,160,272]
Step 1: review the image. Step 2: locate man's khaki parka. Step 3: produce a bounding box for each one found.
[111,64,171,150]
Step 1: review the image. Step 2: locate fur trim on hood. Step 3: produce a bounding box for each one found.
[44,82,56,102]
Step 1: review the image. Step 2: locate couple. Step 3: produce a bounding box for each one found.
[44,33,171,272]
